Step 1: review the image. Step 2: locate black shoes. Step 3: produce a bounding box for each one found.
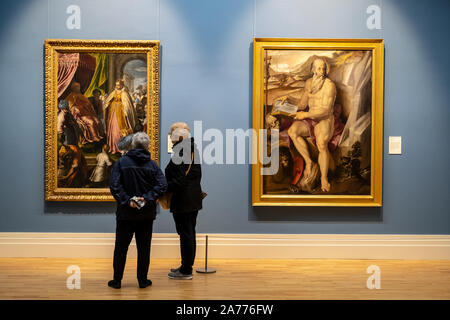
[138,279,153,288]
[108,279,152,288]
[168,270,193,280]
[108,280,121,289]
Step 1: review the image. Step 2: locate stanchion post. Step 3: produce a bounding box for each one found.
[196,235,216,274]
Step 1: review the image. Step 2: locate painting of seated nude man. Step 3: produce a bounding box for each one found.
[263,50,373,195]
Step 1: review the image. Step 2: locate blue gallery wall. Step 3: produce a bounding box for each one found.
[0,0,448,234]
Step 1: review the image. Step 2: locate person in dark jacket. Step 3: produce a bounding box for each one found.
[108,132,167,289]
[165,123,203,280]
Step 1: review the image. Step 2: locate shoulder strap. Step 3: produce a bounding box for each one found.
[185,152,194,175]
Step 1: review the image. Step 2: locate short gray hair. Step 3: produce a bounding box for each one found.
[117,134,134,151]
[131,132,150,150]
[169,122,190,135]
[171,127,190,143]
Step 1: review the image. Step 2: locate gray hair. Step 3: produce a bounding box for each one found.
[171,127,190,143]
[169,122,190,135]
[131,132,150,150]
[118,134,134,151]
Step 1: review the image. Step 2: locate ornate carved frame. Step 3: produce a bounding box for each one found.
[44,39,160,201]
[252,38,384,207]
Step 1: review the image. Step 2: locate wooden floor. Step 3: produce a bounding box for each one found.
[0,258,449,300]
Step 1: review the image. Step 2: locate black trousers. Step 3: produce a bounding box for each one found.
[113,219,153,281]
[173,211,198,274]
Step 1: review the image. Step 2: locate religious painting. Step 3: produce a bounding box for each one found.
[252,39,383,206]
[44,39,160,201]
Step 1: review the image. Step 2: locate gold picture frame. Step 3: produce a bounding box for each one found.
[252,38,384,207]
[44,39,160,201]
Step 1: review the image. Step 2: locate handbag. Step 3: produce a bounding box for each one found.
[157,190,172,210]
[158,152,194,210]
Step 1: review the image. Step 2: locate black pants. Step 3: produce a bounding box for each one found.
[173,211,198,274]
[113,219,153,281]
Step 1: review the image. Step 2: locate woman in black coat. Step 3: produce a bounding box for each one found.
[165,125,203,279]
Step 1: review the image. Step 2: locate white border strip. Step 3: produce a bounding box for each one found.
[0,233,449,259]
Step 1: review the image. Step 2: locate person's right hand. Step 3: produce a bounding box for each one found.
[295,111,308,120]
[136,197,146,206]
[129,200,139,209]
